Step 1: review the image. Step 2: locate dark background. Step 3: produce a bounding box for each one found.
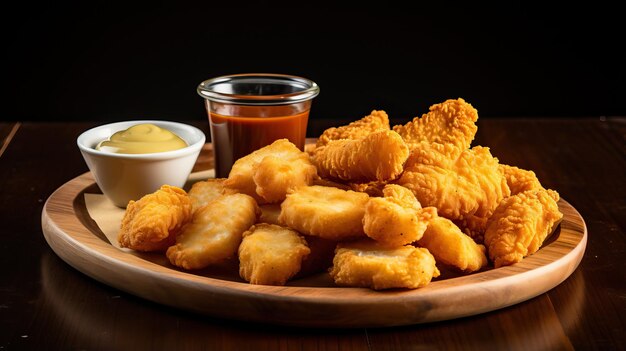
[3,2,624,123]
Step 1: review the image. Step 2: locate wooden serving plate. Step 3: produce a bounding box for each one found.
[41,145,587,328]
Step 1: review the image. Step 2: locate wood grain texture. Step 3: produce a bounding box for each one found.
[0,122,20,157]
[41,162,587,328]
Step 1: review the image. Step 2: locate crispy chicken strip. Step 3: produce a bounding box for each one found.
[118,185,193,252]
[278,185,369,241]
[484,189,563,268]
[417,216,488,273]
[316,110,390,147]
[224,139,318,204]
[312,130,409,182]
[166,193,259,270]
[363,184,437,247]
[329,239,440,290]
[396,142,510,243]
[238,224,310,285]
[499,164,543,195]
[392,98,478,150]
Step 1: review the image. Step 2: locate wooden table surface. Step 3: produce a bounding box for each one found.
[0,118,624,350]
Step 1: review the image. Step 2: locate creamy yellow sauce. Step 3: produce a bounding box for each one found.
[96,123,187,154]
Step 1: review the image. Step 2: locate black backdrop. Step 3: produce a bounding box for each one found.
[4,2,624,123]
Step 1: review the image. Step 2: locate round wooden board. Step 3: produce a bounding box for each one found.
[41,169,587,328]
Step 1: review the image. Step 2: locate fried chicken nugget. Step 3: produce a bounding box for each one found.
[224,139,317,204]
[392,98,478,150]
[278,185,369,241]
[484,189,563,268]
[417,216,488,273]
[396,142,510,243]
[238,224,311,285]
[188,178,235,212]
[499,164,543,195]
[252,152,318,203]
[363,184,437,247]
[166,193,259,270]
[118,185,193,252]
[329,239,440,290]
[316,110,390,147]
[312,130,409,182]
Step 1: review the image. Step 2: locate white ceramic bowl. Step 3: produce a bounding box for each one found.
[77,120,206,207]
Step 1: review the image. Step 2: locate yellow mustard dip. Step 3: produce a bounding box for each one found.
[96,123,188,154]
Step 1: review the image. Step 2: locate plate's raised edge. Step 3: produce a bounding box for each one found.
[41,171,588,328]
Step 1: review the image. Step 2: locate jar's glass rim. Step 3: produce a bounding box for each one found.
[197,73,320,105]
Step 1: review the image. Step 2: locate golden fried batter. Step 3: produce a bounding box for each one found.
[392,98,478,150]
[252,152,318,203]
[417,216,488,273]
[329,239,440,290]
[316,110,390,147]
[224,139,317,204]
[258,203,282,225]
[312,130,409,182]
[348,180,387,197]
[396,142,510,243]
[378,183,422,210]
[484,189,562,268]
[166,193,259,270]
[499,164,543,195]
[452,215,490,244]
[188,178,233,212]
[238,224,310,285]
[363,184,437,247]
[278,185,369,241]
[118,185,193,252]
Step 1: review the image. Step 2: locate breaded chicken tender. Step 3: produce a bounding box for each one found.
[238,224,310,285]
[484,189,563,268]
[166,193,259,270]
[329,239,440,290]
[188,178,233,212]
[312,130,409,182]
[363,184,437,247]
[396,142,510,243]
[278,185,369,241]
[417,216,488,273]
[118,185,193,252]
[224,139,317,204]
[316,110,390,147]
[499,164,543,195]
[392,98,478,150]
